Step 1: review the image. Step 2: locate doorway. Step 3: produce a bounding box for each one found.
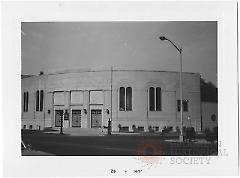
[55,110,63,127]
[91,109,102,128]
[72,110,82,127]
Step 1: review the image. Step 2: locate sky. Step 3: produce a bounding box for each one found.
[21,21,217,86]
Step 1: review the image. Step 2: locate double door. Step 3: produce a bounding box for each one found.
[72,110,82,127]
[91,109,102,128]
[55,110,63,127]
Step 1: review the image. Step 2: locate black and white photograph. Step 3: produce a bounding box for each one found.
[21,21,218,156]
[2,1,238,177]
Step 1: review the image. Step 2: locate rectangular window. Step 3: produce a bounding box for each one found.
[177,100,188,112]
[71,91,84,105]
[40,90,44,111]
[54,92,64,105]
[90,91,103,104]
[183,100,188,112]
[137,126,144,132]
[36,90,39,111]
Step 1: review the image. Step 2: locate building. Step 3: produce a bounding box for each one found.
[201,102,218,132]
[21,69,202,132]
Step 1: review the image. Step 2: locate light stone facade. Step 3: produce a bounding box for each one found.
[21,69,202,132]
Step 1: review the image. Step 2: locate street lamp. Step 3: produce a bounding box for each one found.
[159,36,184,142]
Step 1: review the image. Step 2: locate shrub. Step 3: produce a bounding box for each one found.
[204,128,211,134]
[148,125,154,133]
[162,126,173,135]
[176,126,180,133]
[132,124,137,132]
[118,124,122,132]
[184,127,195,142]
[205,128,218,142]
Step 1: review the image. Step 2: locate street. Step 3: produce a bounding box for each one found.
[22,130,217,156]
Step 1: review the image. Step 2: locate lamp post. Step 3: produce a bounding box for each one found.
[159,36,184,142]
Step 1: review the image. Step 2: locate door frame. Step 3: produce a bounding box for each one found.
[54,109,63,127]
[90,105,103,128]
[70,105,83,127]
[71,109,82,127]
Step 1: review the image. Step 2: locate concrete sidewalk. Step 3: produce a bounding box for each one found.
[44,128,108,136]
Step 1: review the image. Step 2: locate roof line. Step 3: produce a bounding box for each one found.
[22,68,200,77]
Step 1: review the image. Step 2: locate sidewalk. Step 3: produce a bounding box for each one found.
[44,127,108,136]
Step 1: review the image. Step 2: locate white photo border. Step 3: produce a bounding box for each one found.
[2,1,238,176]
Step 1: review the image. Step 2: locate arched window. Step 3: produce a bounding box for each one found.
[119,87,125,111]
[36,90,44,112]
[156,87,162,111]
[23,91,29,112]
[119,87,132,111]
[40,90,44,111]
[149,87,155,111]
[149,87,162,111]
[126,87,132,111]
[36,90,39,111]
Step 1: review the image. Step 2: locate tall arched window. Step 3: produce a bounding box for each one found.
[149,87,155,111]
[149,87,162,111]
[40,90,44,111]
[126,87,132,111]
[156,87,162,111]
[36,90,44,112]
[119,87,132,111]
[23,91,29,112]
[36,90,39,111]
[119,87,125,111]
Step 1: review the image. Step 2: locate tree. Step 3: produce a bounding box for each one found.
[200,78,218,102]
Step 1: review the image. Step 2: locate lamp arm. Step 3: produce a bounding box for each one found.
[166,38,182,53]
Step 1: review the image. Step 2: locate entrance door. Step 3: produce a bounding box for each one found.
[91,109,102,128]
[55,110,63,127]
[72,110,81,127]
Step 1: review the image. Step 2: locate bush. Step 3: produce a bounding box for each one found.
[176,126,180,133]
[132,124,137,132]
[118,124,122,132]
[148,125,154,133]
[162,126,173,135]
[184,127,195,142]
[205,128,218,142]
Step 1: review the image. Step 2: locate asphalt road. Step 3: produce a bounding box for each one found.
[22,132,217,156]
[21,131,217,156]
